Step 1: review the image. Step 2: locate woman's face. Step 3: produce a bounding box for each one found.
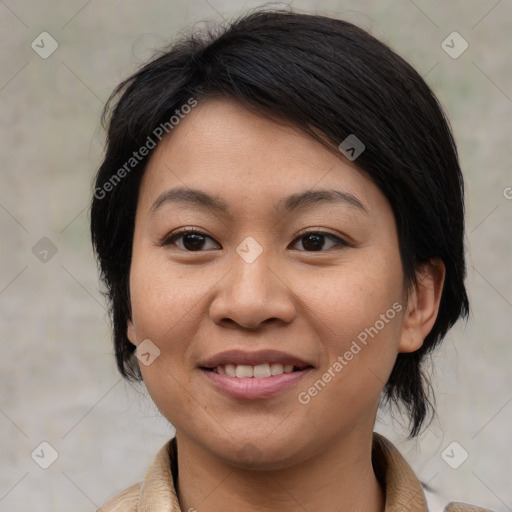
[127,97,418,469]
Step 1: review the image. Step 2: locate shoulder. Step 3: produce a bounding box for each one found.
[373,434,494,512]
[425,489,495,512]
[444,502,496,512]
[96,439,177,512]
[96,482,141,512]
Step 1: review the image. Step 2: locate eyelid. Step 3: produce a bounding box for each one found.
[290,228,350,249]
[159,226,214,246]
[293,227,347,241]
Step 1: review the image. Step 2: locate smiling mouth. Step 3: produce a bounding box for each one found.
[202,362,312,378]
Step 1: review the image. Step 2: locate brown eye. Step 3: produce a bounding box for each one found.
[162,229,220,251]
[161,228,347,252]
[290,231,347,251]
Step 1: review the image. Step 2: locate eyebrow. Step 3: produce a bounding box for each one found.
[149,186,367,217]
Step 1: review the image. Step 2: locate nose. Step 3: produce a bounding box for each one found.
[208,247,297,330]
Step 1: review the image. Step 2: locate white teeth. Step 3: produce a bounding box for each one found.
[270,363,284,375]
[253,363,271,378]
[235,364,254,378]
[213,362,300,378]
[224,364,236,377]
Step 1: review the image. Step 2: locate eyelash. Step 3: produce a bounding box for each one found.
[160,227,349,251]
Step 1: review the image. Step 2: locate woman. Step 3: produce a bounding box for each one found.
[90,9,493,512]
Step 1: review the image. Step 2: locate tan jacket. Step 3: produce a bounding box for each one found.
[97,433,493,512]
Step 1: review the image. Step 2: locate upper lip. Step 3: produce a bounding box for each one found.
[199,349,314,369]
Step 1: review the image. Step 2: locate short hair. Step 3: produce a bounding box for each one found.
[90,9,469,438]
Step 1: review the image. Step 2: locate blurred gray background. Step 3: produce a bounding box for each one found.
[0,1,511,511]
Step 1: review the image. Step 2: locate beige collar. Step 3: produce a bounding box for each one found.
[98,433,485,511]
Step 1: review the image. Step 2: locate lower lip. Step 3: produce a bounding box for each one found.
[201,368,313,400]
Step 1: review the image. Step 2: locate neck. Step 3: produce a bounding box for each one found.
[175,430,385,512]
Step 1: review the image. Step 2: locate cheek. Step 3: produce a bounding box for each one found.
[128,256,217,419]
[297,252,404,401]
[129,256,206,345]
[301,251,404,340]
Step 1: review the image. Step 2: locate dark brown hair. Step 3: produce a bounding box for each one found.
[90,9,469,437]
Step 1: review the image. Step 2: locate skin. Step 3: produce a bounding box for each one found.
[127,97,445,512]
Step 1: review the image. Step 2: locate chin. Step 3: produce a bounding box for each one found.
[203,431,313,472]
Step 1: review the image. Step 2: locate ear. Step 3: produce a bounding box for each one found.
[398,258,446,353]
[127,319,137,346]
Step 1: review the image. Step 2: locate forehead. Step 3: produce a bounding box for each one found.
[138,97,384,217]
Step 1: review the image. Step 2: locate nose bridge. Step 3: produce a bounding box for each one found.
[209,236,295,328]
[230,237,276,305]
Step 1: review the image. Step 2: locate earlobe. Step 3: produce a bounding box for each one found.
[127,320,137,346]
[398,259,446,353]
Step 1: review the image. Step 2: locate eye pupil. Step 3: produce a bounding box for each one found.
[302,233,324,251]
[183,233,205,251]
